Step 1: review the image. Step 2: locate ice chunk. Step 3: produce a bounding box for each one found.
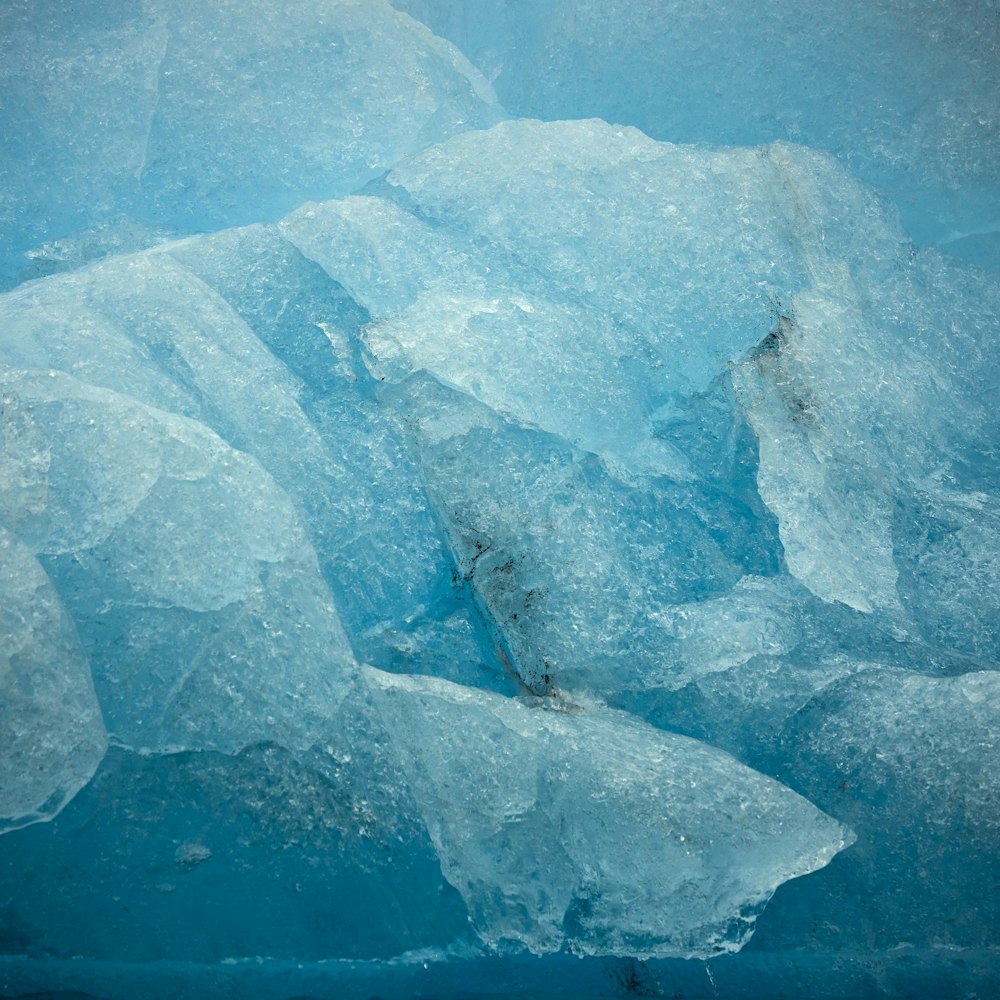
[384,120,806,401]
[0,238,507,688]
[395,0,1000,260]
[0,369,354,754]
[378,373,775,697]
[284,124,820,482]
[0,529,106,833]
[0,0,501,289]
[732,149,1000,634]
[284,195,683,480]
[363,667,853,958]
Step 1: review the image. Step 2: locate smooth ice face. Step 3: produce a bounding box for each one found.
[0,529,106,833]
[0,369,355,754]
[363,667,852,959]
[0,0,501,288]
[0,741,472,962]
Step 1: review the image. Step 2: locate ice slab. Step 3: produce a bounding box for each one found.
[0,236,508,690]
[394,0,1000,259]
[732,152,1000,638]
[0,369,355,754]
[0,529,106,833]
[0,0,501,289]
[382,120,808,406]
[363,667,853,958]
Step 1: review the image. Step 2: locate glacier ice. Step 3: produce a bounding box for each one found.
[0,367,356,753]
[394,0,1000,265]
[745,669,1000,955]
[0,529,106,833]
[1,3,999,998]
[362,667,851,958]
[0,0,500,289]
[0,741,472,962]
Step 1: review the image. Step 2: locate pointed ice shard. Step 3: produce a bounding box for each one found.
[363,667,853,958]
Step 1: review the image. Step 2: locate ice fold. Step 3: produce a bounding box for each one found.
[0,529,106,833]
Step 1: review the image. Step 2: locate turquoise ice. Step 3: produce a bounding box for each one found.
[0,3,998,997]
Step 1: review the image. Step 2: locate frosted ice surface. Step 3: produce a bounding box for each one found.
[384,120,805,403]
[0,0,501,288]
[759,668,1000,952]
[0,529,106,833]
[732,150,1000,632]
[281,196,472,321]
[783,669,1000,832]
[286,121,819,482]
[0,741,471,961]
[363,667,853,958]
[279,121,1000,694]
[0,369,355,754]
[0,238,500,686]
[393,0,1000,261]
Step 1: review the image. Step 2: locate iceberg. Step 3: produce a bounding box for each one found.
[0,3,998,998]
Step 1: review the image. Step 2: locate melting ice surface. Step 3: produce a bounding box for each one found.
[0,2,999,999]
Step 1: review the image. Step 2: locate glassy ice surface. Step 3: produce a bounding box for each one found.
[0,3,998,999]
